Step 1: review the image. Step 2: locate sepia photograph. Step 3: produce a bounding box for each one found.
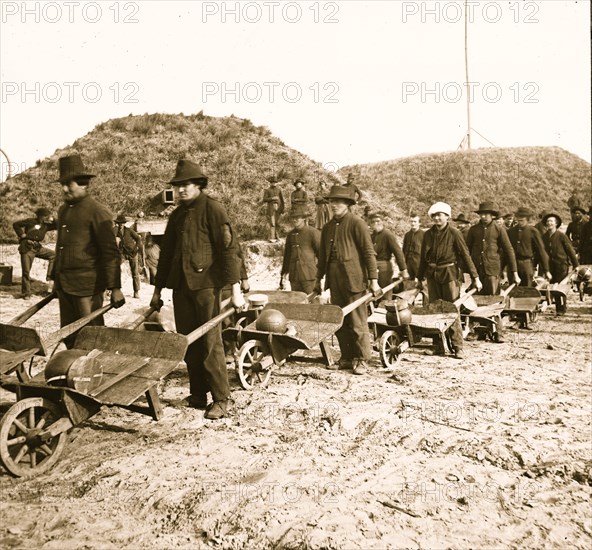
[0,1,590,548]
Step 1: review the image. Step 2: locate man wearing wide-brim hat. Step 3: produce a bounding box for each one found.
[290,178,308,208]
[279,205,320,294]
[451,213,471,241]
[566,206,587,253]
[52,154,125,348]
[314,185,380,375]
[417,202,481,359]
[507,207,551,287]
[466,201,520,299]
[150,159,246,419]
[12,207,57,299]
[541,212,579,315]
[114,214,144,299]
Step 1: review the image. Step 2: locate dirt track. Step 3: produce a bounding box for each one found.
[0,243,591,549]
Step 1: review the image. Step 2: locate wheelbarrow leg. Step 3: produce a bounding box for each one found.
[145,386,163,421]
[319,339,335,367]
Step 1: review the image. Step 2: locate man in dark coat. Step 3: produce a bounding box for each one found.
[369,212,408,300]
[452,213,471,241]
[542,212,579,315]
[150,160,245,419]
[52,154,125,348]
[13,207,56,298]
[579,207,592,264]
[566,206,586,254]
[417,202,482,359]
[342,172,363,203]
[507,207,552,287]
[466,201,520,295]
[114,214,144,298]
[290,179,308,207]
[262,177,284,242]
[402,213,424,280]
[314,185,380,375]
[280,205,321,294]
[314,179,332,230]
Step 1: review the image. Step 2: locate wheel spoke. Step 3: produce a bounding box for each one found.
[7,436,27,447]
[13,419,29,434]
[28,407,36,429]
[35,410,53,430]
[14,444,29,464]
[38,444,54,457]
[29,450,37,468]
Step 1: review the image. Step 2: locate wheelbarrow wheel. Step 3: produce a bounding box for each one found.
[0,397,68,477]
[234,316,250,347]
[237,340,272,390]
[379,330,402,370]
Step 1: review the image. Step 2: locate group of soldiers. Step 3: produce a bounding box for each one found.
[9,154,590,418]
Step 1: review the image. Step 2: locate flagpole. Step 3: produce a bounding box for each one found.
[464,0,472,149]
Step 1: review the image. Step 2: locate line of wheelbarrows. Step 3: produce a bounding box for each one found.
[0,266,590,477]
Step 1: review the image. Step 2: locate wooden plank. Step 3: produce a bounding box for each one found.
[0,348,38,375]
[97,376,161,407]
[89,355,150,398]
[0,324,45,354]
[264,303,344,325]
[145,386,163,420]
[74,327,188,361]
[9,292,57,326]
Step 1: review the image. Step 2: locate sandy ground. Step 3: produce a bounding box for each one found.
[0,242,591,549]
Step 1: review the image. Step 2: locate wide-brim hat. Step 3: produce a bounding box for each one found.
[475,201,499,216]
[293,179,305,187]
[115,214,129,224]
[542,212,562,228]
[289,205,310,218]
[514,207,534,218]
[326,185,356,205]
[571,206,586,215]
[56,154,95,183]
[452,213,470,223]
[428,202,451,218]
[169,159,208,186]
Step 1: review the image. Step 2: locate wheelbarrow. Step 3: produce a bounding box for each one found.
[571,265,592,301]
[0,293,115,382]
[535,270,576,314]
[372,288,476,369]
[460,283,520,339]
[502,284,546,328]
[224,281,400,390]
[0,297,246,478]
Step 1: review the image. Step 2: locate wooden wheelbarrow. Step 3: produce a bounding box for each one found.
[535,270,577,314]
[0,293,115,382]
[0,297,254,478]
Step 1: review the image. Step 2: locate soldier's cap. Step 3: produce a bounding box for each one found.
[115,214,129,224]
[428,202,451,218]
[169,159,208,187]
[475,201,499,216]
[503,212,515,219]
[571,206,586,215]
[542,212,562,228]
[289,205,310,218]
[326,185,356,205]
[293,179,305,187]
[514,207,534,219]
[369,212,385,221]
[452,213,470,223]
[55,154,95,184]
[35,207,52,218]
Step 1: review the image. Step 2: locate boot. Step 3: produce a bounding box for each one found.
[204,400,228,420]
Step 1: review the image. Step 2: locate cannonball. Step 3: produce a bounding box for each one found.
[577,266,592,282]
[256,308,288,333]
[45,349,103,393]
[45,350,90,387]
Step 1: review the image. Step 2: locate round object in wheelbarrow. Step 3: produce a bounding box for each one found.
[576,266,592,282]
[255,308,288,333]
[248,294,269,308]
[45,349,103,393]
[384,299,412,326]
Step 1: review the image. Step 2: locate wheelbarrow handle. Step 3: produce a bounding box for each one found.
[501,283,517,297]
[126,306,158,331]
[183,296,237,345]
[43,303,114,349]
[453,287,478,308]
[8,291,57,326]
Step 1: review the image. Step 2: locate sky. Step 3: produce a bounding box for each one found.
[1,0,590,181]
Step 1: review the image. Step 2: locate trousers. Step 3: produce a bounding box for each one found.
[327,262,371,361]
[57,290,105,349]
[20,244,55,295]
[173,282,229,402]
[426,278,464,352]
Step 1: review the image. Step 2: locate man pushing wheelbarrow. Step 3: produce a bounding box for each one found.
[150,160,246,419]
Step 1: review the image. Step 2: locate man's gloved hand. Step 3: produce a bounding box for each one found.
[369,279,382,298]
[110,288,126,308]
[231,283,247,312]
[150,289,163,311]
[401,269,410,280]
[513,272,522,286]
[241,279,250,293]
[469,277,483,292]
